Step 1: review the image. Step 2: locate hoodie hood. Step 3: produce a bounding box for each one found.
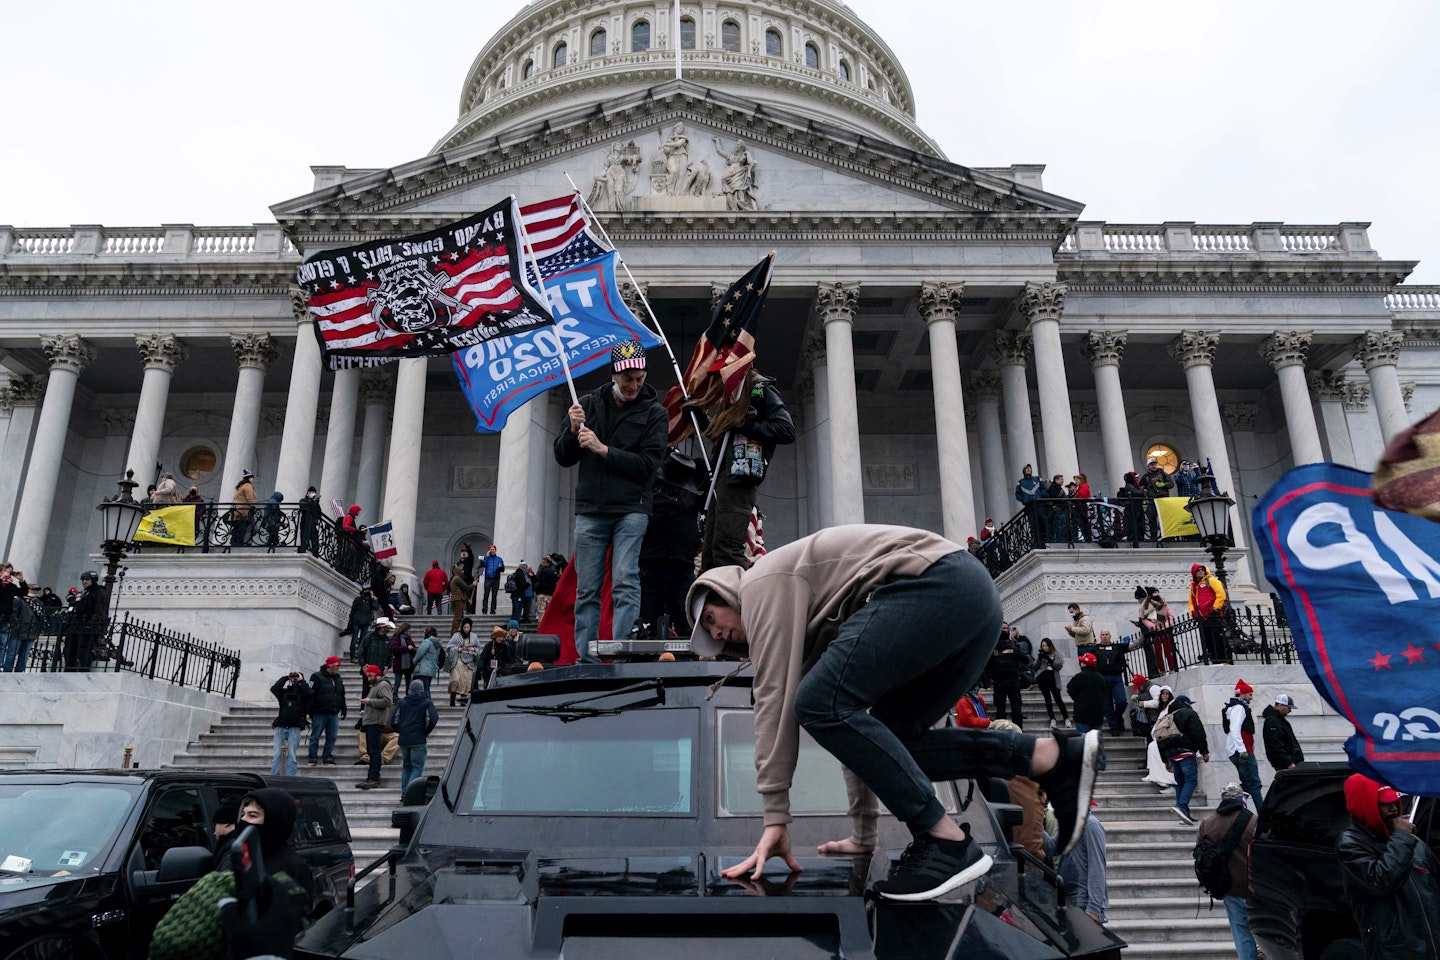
[1192,563,1210,578]
[1261,704,1283,721]
[240,787,299,858]
[1344,773,1398,838]
[686,565,745,656]
[348,504,362,516]
[1214,796,1247,816]
[431,560,440,568]
[406,679,427,700]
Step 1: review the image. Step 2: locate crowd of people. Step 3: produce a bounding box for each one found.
[0,562,114,672]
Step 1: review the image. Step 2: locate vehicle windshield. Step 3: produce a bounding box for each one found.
[0,782,140,877]
[462,710,697,815]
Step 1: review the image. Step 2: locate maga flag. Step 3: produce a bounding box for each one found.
[452,251,660,432]
[664,254,773,444]
[297,197,552,368]
[1254,462,1440,796]
[133,506,196,546]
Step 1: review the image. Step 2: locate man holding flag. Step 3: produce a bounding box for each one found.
[554,340,667,662]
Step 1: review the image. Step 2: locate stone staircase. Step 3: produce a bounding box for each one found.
[1008,687,1348,960]
[165,680,1346,956]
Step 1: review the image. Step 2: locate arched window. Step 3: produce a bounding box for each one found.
[680,17,695,49]
[523,59,535,80]
[838,59,850,81]
[765,28,782,56]
[721,20,740,52]
[631,21,650,52]
[804,42,820,69]
[590,28,607,57]
[553,42,568,68]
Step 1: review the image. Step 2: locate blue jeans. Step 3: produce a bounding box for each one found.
[790,552,1029,837]
[307,713,340,762]
[1075,722,1106,771]
[1224,895,1259,960]
[399,743,428,795]
[573,512,648,662]
[271,726,302,776]
[1102,675,1127,733]
[1230,753,1264,808]
[8,638,33,672]
[0,624,13,672]
[1172,754,1199,811]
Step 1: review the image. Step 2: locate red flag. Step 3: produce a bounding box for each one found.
[535,553,616,665]
[663,254,773,444]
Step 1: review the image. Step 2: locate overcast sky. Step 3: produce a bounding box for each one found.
[3,1,1436,282]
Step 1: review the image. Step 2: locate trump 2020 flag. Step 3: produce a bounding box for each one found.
[297,197,552,368]
[1254,462,1440,796]
[367,520,398,560]
[451,250,659,432]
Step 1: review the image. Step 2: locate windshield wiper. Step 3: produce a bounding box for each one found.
[508,679,666,722]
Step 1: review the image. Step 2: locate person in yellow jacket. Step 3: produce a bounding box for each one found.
[1187,563,1229,665]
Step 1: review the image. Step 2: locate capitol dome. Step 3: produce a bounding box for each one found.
[435,0,941,156]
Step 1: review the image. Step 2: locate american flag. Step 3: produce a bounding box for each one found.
[664,254,774,444]
[298,196,552,367]
[519,193,612,280]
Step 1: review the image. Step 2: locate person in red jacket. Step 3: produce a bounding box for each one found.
[954,687,991,728]
[421,560,449,614]
[342,504,363,541]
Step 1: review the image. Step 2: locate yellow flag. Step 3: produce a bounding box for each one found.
[134,505,197,546]
[1156,498,1199,539]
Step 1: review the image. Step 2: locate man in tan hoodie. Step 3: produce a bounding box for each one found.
[687,523,1099,903]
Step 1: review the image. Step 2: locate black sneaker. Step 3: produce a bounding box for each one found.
[872,832,993,901]
[1037,728,1101,855]
[322,759,336,766]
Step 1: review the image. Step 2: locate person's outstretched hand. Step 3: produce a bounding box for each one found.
[722,824,802,881]
[218,876,302,959]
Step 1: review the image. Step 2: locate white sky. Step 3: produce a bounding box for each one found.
[3,0,1436,282]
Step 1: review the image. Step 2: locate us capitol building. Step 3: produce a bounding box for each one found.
[1,0,1435,713]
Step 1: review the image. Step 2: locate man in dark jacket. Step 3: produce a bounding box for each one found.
[1066,652,1107,734]
[1337,773,1440,960]
[64,571,107,672]
[359,617,394,695]
[345,587,380,662]
[554,339,667,661]
[696,371,795,571]
[1261,693,1305,771]
[640,450,705,638]
[269,669,312,777]
[306,655,347,766]
[1195,782,1259,960]
[1159,694,1210,825]
[391,679,440,799]
[989,632,1025,729]
[1093,629,1143,734]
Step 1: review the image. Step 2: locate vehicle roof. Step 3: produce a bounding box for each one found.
[0,769,265,786]
[471,659,751,702]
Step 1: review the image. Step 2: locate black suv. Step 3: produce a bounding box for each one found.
[0,770,353,960]
[1249,761,1440,960]
[297,662,1122,960]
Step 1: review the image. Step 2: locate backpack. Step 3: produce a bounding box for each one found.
[1193,809,1252,900]
[436,642,448,672]
[1151,710,1183,752]
[504,573,517,593]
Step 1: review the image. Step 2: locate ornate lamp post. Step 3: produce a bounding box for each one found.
[95,470,148,603]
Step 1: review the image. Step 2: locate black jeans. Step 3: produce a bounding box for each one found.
[1037,671,1068,720]
[365,725,383,783]
[992,684,1023,729]
[792,551,1034,837]
[482,578,500,614]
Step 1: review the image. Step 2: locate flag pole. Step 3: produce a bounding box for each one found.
[514,194,579,407]
[564,175,712,472]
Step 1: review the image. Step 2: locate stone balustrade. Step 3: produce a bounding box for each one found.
[0,224,297,260]
[1387,286,1440,311]
[1060,220,1373,257]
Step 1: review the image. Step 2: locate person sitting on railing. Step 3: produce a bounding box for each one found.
[393,584,416,616]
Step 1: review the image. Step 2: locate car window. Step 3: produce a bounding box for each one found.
[0,783,139,876]
[717,709,851,816]
[1255,778,1349,845]
[295,792,350,844]
[139,787,208,870]
[463,710,697,815]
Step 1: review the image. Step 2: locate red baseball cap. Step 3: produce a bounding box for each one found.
[1376,785,1402,804]
[324,656,341,666]
[1078,652,1097,667]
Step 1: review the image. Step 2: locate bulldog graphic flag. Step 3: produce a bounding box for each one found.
[297,197,552,367]
[1254,462,1440,796]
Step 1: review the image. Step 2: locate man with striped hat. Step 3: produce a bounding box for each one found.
[555,339,667,661]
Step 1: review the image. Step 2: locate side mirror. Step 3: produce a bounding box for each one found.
[134,845,214,900]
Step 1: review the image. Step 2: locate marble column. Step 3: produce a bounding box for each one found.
[494,404,534,564]
[993,330,1038,478]
[380,357,428,584]
[1307,371,1356,467]
[353,373,391,521]
[971,368,1008,523]
[0,377,44,556]
[220,335,280,497]
[1353,330,1408,445]
[273,300,325,501]
[804,333,834,529]
[125,334,188,485]
[10,336,96,576]
[818,282,864,526]
[1081,330,1132,494]
[919,281,976,541]
[318,367,360,507]
[1169,331,1249,563]
[1021,281,1079,479]
[1259,331,1324,465]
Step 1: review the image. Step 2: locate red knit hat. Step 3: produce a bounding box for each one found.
[364,664,383,676]
[1234,679,1254,695]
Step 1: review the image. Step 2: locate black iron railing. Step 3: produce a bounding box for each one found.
[978,498,1231,577]
[22,613,240,696]
[1119,602,1295,676]
[130,501,371,582]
